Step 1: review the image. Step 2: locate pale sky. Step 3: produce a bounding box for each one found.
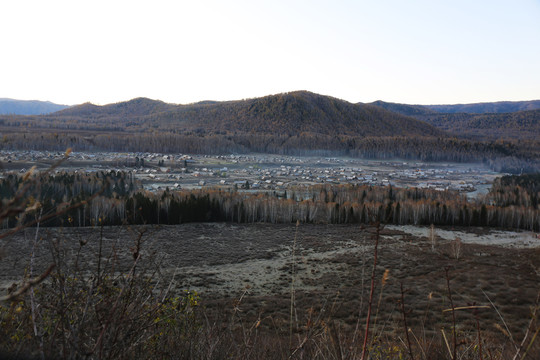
[1,0,539,106]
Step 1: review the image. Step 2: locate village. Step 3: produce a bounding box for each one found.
[0,150,501,197]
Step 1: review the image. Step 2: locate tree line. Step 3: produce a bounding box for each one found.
[1,131,538,174]
[3,171,539,231]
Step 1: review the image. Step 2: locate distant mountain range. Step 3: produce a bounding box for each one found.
[368,100,540,139]
[2,92,539,140]
[369,99,540,115]
[424,100,540,114]
[1,91,538,173]
[0,98,69,115]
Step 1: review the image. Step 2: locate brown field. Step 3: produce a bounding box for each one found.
[2,223,539,346]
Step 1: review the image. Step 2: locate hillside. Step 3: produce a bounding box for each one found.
[0,92,538,173]
[417,110,540,140]
[158,91,445,137]
[369,100,540,140]
[55,97,176,118]
[425,100,540,114]
[368,100,438,117]
[0,98,69,115]
[48,91,443,138]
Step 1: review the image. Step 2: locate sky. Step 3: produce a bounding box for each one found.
[1,0,539,106]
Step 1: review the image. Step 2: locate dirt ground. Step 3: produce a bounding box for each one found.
[1,223,539,341]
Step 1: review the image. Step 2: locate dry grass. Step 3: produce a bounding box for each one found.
[1,221,539,359]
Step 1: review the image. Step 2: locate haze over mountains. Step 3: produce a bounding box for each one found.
[0,98,69,115]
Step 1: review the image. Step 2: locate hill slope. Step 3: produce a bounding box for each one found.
[425,100,540,114]
[55,97,175,117]
[368,100,438,117]
[0,92,538,172]
[369,100,540,140]
[417,110,540,140]
[50,91,443,138]
[0,98,69,115]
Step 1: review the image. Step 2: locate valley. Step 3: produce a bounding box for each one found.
[1,150,500,196]
[0,92,539,358]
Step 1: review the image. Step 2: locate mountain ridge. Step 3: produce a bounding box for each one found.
[369,100,540,140]
[0,98,69,115]
[425,99,540,114]
[48,91,443,138]
[0,92,538,173]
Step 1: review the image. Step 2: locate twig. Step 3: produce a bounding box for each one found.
[360,222,381,360]
[330,321,343,360]
[408,327,428,360]
[96,215,104,286]
[512,292,540,360]
[371,268,390,344]
[482,288,518,351]
[521,327,540,360]
[0,264,56,302]
[29,208,45,360]
[441,328,453,360]
[289,220,299,350]
[400,283,415,360]
[442,305,490,312]
[474,305,484,360]
[0,190,104,242]
[92,248,144,358]
[445,267,457,360]
[0,149,70,221]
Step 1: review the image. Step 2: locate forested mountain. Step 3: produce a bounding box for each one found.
[369,101,540,140]
[417,110,540,140]
[425,100,540,114]
[368,100,438,117]
[55,97,176,118]
[0,98,69,115]
[0,91,538,173]
[46,91,442,138]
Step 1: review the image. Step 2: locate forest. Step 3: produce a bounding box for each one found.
[3,170,539,231]
[1,131,538,173]
[369,100,540,140]
[1,91,538,174]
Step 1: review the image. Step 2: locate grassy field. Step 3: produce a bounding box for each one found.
[1,223,539,358]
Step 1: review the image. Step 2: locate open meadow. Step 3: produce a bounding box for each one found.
[2,222,539,358]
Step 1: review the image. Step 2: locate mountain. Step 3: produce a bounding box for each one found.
[5,93,538,141]
[0,91,538,173]
[369,100,540,140]
[49,91,443,138]
[425,100,540,114]
[418,110,540,140]
[368,100,438,117]
[55,97,175,117]
[0,98,69,115]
